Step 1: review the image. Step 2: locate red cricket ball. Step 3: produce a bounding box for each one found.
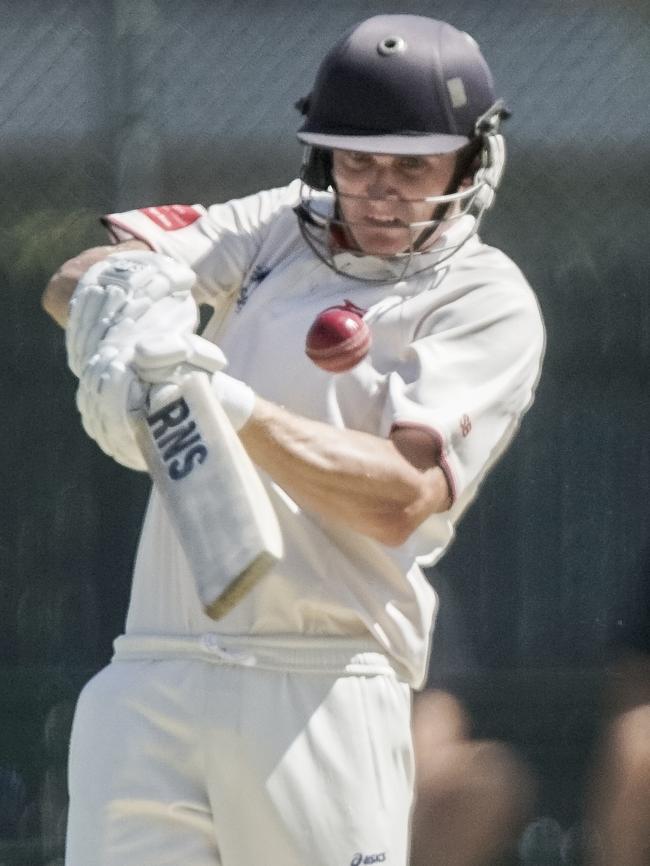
[305,300,371,373]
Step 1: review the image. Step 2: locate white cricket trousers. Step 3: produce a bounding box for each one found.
[65,633,415,866]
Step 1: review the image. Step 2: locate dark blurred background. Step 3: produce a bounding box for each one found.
[0,0,648,863]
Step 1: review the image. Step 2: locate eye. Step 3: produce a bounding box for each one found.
[340,151,372,170]
[397,156,426,173]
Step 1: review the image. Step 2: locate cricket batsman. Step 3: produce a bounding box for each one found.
[43,15,545,866]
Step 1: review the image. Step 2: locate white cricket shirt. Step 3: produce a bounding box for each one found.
[103,181,545,687]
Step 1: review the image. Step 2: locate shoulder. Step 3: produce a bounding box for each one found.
[102,182,303,254]
[450,237,537,297]
[429,238,544,336]
[203,179,302,237]
[408,239,546,383]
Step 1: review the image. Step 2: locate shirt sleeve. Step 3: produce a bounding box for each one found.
[101,182,301,306]
[380,274,545,510]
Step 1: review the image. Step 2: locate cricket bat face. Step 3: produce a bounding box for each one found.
[134,372,283,619]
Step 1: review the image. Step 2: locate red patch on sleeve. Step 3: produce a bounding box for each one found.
[139,205,201,231]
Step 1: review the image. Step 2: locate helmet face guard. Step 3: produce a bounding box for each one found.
[296,182,479,282]
[296,102,509,283]
[294,15,510,282]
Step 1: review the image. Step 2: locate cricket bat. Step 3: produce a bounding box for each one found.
[133,371,283,619]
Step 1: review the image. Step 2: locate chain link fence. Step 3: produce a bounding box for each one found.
[0,0,648,862]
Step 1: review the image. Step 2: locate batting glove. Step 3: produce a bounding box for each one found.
[134,333,256,431]
[66,250,198,377]
[76,344,148,470]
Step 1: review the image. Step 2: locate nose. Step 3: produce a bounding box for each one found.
[365,163,399,200]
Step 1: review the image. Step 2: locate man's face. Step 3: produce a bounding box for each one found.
[331,149,460,256]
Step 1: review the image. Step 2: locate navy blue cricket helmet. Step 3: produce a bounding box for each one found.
[294,15,509,280]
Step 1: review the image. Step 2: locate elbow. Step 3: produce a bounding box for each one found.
[41,244,120,329]
[368,506,427,548]
[372,519,411,548]
[368,470,452,547]
[41,280,67,328]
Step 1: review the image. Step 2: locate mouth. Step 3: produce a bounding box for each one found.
[362,216,408,229]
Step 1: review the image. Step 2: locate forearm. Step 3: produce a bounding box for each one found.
[240,396,450,545]
[42,239,150,328]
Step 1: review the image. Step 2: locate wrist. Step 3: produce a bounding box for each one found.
[211,371,256,431]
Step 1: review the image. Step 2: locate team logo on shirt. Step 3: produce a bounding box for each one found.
[139,204,201,231]
[460,414,472,437]
[237,264,271,312]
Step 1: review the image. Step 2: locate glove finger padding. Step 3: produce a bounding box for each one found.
[133,333,227,384]
[132,331,255,431]
[76,347,148,471]
[76,250,196,300]
[132,332,253,431]
[67,285,127,377]
[112,293,198,345]
[66,250,199,378]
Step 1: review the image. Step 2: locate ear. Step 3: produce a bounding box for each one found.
[466,153,482,182]
[301,147,333,191]
[455,141,482,189]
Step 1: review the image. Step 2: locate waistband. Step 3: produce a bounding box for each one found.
[112,633,407,679]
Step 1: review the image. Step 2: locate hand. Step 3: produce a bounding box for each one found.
[75,333,229,470]
[66,250,198,377]
[133,333,227,383]
[75,344,148,470]
[134,334,256,431]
